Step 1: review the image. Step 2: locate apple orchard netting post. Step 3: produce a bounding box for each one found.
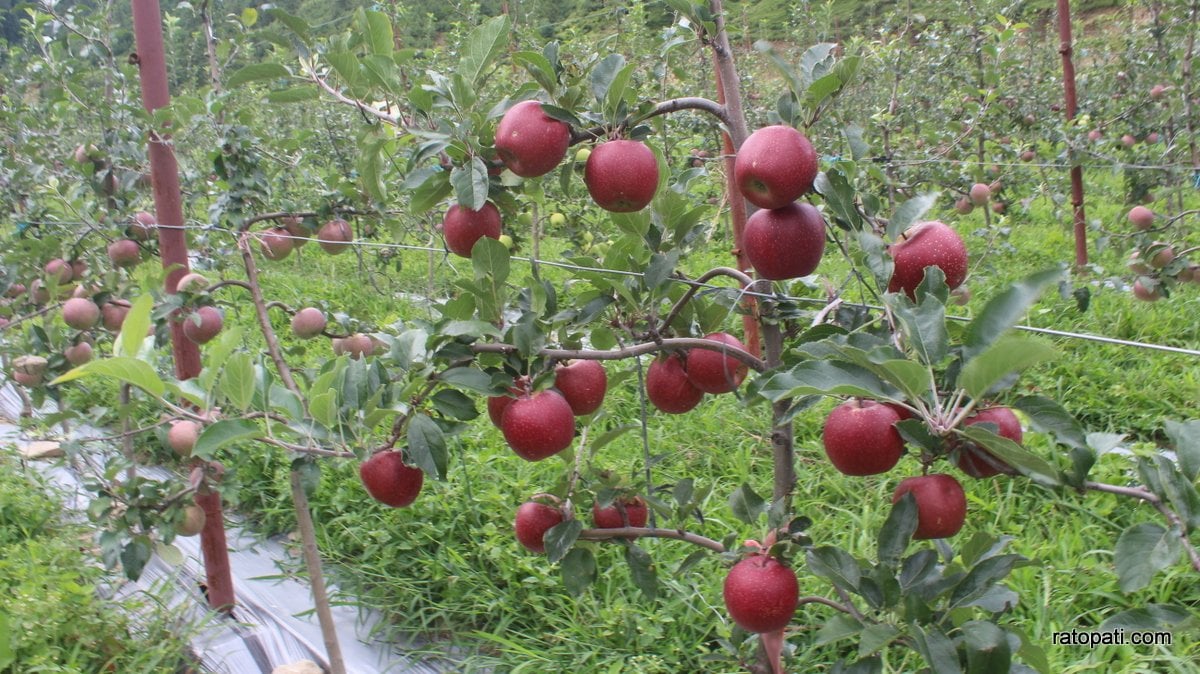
[130,0,236,613]
[1057,0,1089,269]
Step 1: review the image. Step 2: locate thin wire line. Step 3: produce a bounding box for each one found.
[9,220,1199,357]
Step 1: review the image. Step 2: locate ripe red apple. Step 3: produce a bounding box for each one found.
[1132,278,1163,302]
[1088,129,1103,142]
[685,332,749,394]
[281,215,309,246]
[62,297,101,330]
[1128,206,1155,231]
[822,399,905,476]
[101,300,131,332]
[1145,132,1160,144]
[44,258,74,284]
[500,389,576,461]
[958,406,1022,478]
[734,125,818,209]
[64,341,93,365]
[892,474,967,539]
[553,360,608,416]
[182,306,223,345]
[954,197,974,215]
[1121,134,1136,148]
[743,202,827,280]
[130,211,156,240]
[334,333,374,359]
[514,501,564,553]
[4,283,25,298]
[584,140,660,212]
[494,100,570,178]
[1020,150,1036,162]
[1127,250,1151,274]
[290,307,327,339]
[317,218,353,254]
[887,221,969,297]
[591,496,648,529]
[1148,243,1175,269]
[442,202,502,257]
[260,227,294,261]
[487,377,528,428]
[646,353,704,414]
[107,239,142,268]
[991,201,1007,215]
[167,420,201,457]
[70,259,88,279]
[723,554,799,633]
[359,451,424,508]
[968,183,991,206]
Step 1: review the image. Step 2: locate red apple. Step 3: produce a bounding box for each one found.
[500,389,576,461]
[281,215,309,246]
[887,221,969,298]
[167,420,201,457]
[64,341,93,365]
[1087,129,1103,142]
[954,197,974,215]
[646,353,704,414]
[514,501,564,553]
[959,406,1022,478]
[1020,150,1036,162]
[723,553,799,633]
[1149,84,1167,100]
[584,140,659,212]
[175,272,210,294]
[107,240,142,268]
[892,474,967,539]
[442,202,502,258]
[591,496,648,529]
[334,333,373,359]
[743,202,827,281]
[1127,206,1155,231]
[685,332,749,394]
[317,218,353,254]
[1148,243,1175,269]
[494,100,570,178]
[62,297,100,330]
[968,183,991,206]
[182,306,223,345]
[359,451,424,507]
[101,300,131,332]
[734,125,818,209]
[553,360,608,416]
[290,307,327,339]
[1121,134,1136,148]
[822,399,905,476]
[260,227,294,261]
[1132,278,1163,302]
[130,210,156,240]
[44,258,74,284]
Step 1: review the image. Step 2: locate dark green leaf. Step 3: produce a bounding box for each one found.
[266,8,311,43]
[561,547,596,597]
[458,15,510,86]
[589,53,626,105]
[959,425,1060,488]
[1114,523,1182,593]
[889,293,948,366]
[899,549,940,591]
[293,458,321,499]
[964,268,1063,359]
[1164,420,1200,481]
[472,237,510,285]
[590,424,637,452]
[814,614,864,646]
[912,625,963,674]
[958,334,1057,400]
[959,620,1011,674]
[267,87,320,103]
[644,250,680,292]
[437,366,494,393]
[950,554,1024,608]
[759,360,899,402]
[451,156,490,211]
[407,413,448,480]
[807,546,862,595]
[858,624,900,659]
[192,419,263,461]
[409,169,453,215]
[625,543,658,599]
[227,63,290,88]
[878,492,917,565]
[430,389,478,421]
[120,536,153,581]
[544,519,582,564]
[729,483,767,524]
[1013,395,1087,450]
[887,192,940,240]
[1098,604,1193,631]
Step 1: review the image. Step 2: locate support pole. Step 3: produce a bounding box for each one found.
[1057,0,1089,269]
[131,0,235,614]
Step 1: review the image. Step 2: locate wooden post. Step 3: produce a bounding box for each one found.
[1057,0,1089,269]
[130,0,235,614]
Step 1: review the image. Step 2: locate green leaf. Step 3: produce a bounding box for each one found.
[625,543,658,599]
[806,546,861,595]
[958,334,1058,400]
[472,237,510,286]
[192,419,263,461]
[458,15,509,86]
[513,50,558,93]
[407,413,448,480]
[544,519,582,564]
[912,625,963,674]
[267,87,320,103]
[1013,395,1087,450]
[218,352,255,412]
[451,156,489,211]
[437,366,494,393]
[644,250,680,292]
[729,483,767,524]
[0,612,13,669]
[798,42,838,87]
[266,9,310,43]
[959,425,1060,487]
[589,53,626,106]
[430,389,478,421]
[959,620,1011,674]
[814,614,863,646]
[759,360,900,402]
[858,623,900,658]
[964,268,1063,359]
[1114,522,1182,592]
[294,458,321,499]
[308,390,338,429]
[120,536,153,581]
[116,295,155,359]
[155,541,183,566]
[364,10,393,56]
[889,293,948,365]
[561,548,596,597]
[1164,420,1200,481]
[878,492,918,566]
[590,424,638,452]
[51,357,165,397]
[603,61,637,121]
[409,169,453,215]
[227,63,290,88]
[949,554,1024,608]
[240,7,258,27]
[1098,604,1193,632]
[887,192,940,240]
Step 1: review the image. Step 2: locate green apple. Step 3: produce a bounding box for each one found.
[548,212,566,227]
[498,234,514,249]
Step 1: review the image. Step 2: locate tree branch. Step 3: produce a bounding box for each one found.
[578,526,726,553]
[472,337,767,372]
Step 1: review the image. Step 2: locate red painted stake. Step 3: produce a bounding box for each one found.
[1057,0,1089,269]
[131,0,235,613]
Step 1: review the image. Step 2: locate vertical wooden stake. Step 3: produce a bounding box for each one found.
[1056,0,1089,269]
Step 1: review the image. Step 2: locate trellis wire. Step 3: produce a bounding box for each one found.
[7,220,1200,358]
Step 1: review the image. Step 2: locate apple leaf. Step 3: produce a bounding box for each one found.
[729,483,767,524]
[758,360,900,403]
[512,51,558,94]
[119,536,153,581]
[959,620,1012,674]
[589,53,626,106]
[949,554,1024,609]
[858,624,901,660]
[409,168,452,215]
[293,457,321,499]
[888,289,948,366]
[625,543,658,600]
[1012,395,1087,450]
[878,492,918,566]
[912,625,962,674]
[472,236,509,285]
[451,156,489,211]
[192,419,263,461]
[407,413,448,480]
[957,334,1057,400]
[457,14,508,87]
[560,548,596,597]
[857,231,893,289]
[1140,455,1200,530]
[814,614,863,646]
[1098,604,1193,632]
[218,352,255,412]
[265,8,310,44]
[115,294,154,359]
[50,356,165,398]
[266,87,319,104]
[227,63,290,88]
[964,267,1063,359]
[798,42,838,88]
[1164,420,1200,481]
[544,519,582,564]
[806,546,862,596]
[1114,523,1181,593]
[602,61,637,123]
[363,9,393,57]
[959,425,1061,488]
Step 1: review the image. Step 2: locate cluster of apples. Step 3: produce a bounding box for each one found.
[822,399,1023,539]
[645,333,750,414]
[1124,206,1198,301]
[513,493,649,555]
[256,216,354,261]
